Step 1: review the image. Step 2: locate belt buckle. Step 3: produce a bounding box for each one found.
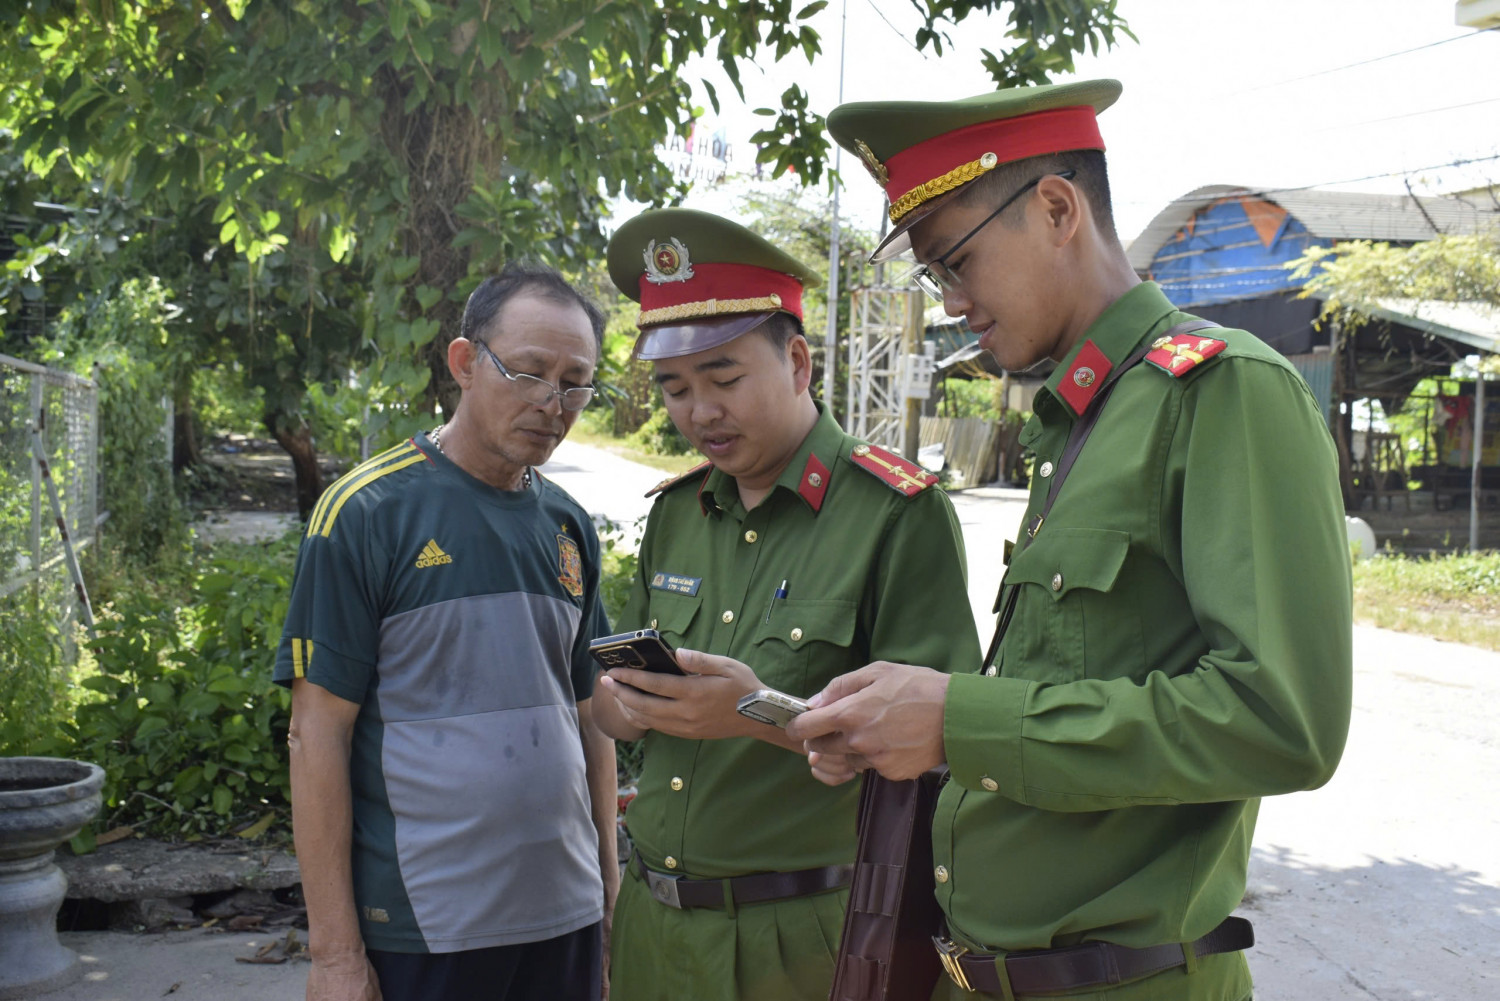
[645,870,683,909]
[932,935,973,993]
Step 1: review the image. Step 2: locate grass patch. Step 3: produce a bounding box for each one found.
[1353,550,1500,651]
[567,423,703,475]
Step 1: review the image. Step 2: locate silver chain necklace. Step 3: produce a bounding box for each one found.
[430,424,532,490]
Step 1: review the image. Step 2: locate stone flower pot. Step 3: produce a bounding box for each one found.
[0,757,105,1000]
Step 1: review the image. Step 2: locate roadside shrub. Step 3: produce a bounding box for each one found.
[628,407,694,456]
[67,531,299,842]
[0,589,69,756]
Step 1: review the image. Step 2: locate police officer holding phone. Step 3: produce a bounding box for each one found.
[589,209,980,1001]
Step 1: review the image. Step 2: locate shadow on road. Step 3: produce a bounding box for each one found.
[1243,844,1500,999]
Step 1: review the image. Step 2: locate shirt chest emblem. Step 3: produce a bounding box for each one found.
[557,534,584,598]
[414,539,453,568]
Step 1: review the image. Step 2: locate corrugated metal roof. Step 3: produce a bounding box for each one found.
[1128,184,1500,272]
[1370,298,1500,354]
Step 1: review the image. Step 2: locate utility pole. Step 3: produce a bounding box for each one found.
[1472,362,1487,552]
[822,0,848,410]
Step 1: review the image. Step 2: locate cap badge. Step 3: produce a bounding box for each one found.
[643,237,695,285]
[854,140,888,187]
[1073,366,1096,388]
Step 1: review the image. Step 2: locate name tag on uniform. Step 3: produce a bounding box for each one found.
[650,572,702,596]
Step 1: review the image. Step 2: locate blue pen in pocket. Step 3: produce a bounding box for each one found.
[764,579,789,623]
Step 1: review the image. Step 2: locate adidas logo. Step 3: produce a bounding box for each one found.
[415,539,453,568]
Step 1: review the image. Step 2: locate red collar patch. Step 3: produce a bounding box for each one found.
[797,454,831,512]
[1146,334,1227,378]
[1056,339,1114,415]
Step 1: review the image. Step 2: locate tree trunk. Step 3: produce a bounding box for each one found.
[171,372,202,471]
[264,409,324,522]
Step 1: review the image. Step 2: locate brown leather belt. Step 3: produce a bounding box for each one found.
[631,851,852,910]
[935,916,1254,995]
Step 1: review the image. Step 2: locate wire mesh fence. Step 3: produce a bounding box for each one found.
[1,352,100,653]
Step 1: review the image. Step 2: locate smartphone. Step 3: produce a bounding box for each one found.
[736,688,811,728]
[589,629,685,676]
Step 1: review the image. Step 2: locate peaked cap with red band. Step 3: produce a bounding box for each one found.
[606,208,821,360]
[827,79,1122,262]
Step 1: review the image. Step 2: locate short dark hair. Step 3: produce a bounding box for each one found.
[953,149,1117,242]
[755,312,805,353]
[461,262,606,351]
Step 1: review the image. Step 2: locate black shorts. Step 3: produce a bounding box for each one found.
[368,921,602,1001]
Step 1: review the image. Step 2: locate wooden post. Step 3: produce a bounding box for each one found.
[903,291,924,460]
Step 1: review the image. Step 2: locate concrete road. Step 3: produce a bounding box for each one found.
[40,442,1498,1000]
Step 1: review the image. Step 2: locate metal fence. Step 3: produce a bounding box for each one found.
[1,352,100,649]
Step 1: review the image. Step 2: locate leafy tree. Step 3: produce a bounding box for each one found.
[1290,234,1500,317]
[1,0,1134,517]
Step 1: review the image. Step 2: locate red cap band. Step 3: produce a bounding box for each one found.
[637,263,805,323]
[884,105,1105,207]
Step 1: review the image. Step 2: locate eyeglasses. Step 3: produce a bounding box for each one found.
[474,339,596,411]
[903,169,1077,302]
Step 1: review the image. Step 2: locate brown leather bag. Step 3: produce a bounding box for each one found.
[828,768,946,1001]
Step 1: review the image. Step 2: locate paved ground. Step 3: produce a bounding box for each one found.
[39,441,1499,1000]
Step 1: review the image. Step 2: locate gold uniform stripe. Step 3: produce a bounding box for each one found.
[303,639,313,675]
[316,451,428,538]
[292,638,305,678]
[637,294,784,327]
[307,441,417,534]
[888,155,998,224]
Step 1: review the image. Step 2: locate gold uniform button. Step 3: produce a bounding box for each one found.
[1039,461,1055,478]
[650,618,658,630]
[744,530,758,544]
[768,292,782,307]
[934,865,949,883]
[981,776,999,792]
[985,665,998,677]
[979,151,998,168]
[1051,573,1064,592]
[790,627,804,642]
[670,777,684,791]
[852,444,871,457]
[664,856,678,869]
[722,609,735,624]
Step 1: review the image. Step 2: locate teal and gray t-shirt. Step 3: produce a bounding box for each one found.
[273,432,610,953]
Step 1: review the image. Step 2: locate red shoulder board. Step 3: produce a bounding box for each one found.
[849,443,937,497]
[1145,334,1227,378]
[644,460,712,498]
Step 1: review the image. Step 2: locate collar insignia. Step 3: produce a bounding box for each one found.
[643,237,695,285]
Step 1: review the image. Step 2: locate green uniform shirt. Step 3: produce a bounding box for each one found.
[936,283,1352,976]
[621,404,981,878]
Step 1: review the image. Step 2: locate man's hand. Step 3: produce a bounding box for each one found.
[597,648,766,741]
[785,662,950,785]
[306,953,382,1001]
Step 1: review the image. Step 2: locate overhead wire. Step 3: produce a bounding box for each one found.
[1245,27,1498,93]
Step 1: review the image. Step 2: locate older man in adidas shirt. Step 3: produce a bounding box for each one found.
[275,263,618,1001]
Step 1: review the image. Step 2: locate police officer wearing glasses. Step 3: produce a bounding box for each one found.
[787,79,1353,1001]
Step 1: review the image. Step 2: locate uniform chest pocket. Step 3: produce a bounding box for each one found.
[1001,528,1130,682]
[644,592,701,647]
[749,598,858,697]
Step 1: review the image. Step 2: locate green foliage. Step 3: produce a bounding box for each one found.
[629,406,695,457]
[65,533,299,840]
[938,377,1005,419]
[52,278,190,564]
[1355,549,1500,601]
[1288,235,1500,325]
[0,590,69,756]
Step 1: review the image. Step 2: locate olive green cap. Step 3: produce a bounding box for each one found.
[827,79,1122,261]
[606,208,821,360]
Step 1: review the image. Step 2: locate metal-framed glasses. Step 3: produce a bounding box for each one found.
[475,339,596,411]
[903,169,1077,302]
